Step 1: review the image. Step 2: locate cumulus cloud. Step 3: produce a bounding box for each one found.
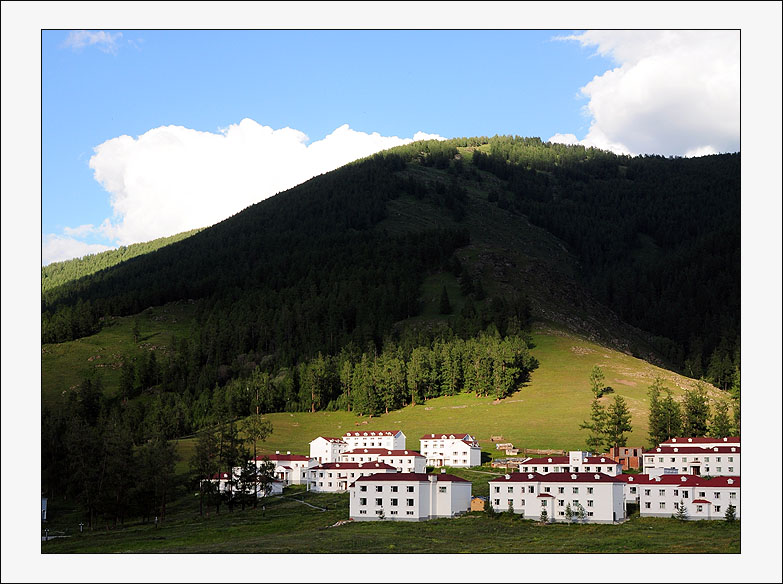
[549,30,739,156]
[62,30,123,54]
[43,120,445,263]
[42,234,113,265]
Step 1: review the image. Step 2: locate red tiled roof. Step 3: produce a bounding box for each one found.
[420,433,472,440]
[520,456,620,466]
[644,446,740,455]
[341,448,388,455]
[537,493,555,498]
[343,431,402,437]
[617,474,740,487]
[489,472,623,483]
[253,453,312,462]
[314,462,397,471]
[692,499,712,504]
[313,436,347,444]
[354,472,470,483]
[379,450,424,458]
[661,437,739,445]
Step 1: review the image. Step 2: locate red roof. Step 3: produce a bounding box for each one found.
[520,456,620,466]
[662,437,739,445]
[313,436,347,444]
[314,462,397,471]
[420,433,473,440]
[489,472,623,484]
[210,472,232,480]
[692,499,712,504]
[254,453,312,462]
[354,472,469,483]
[343,431,402,437]
[537,493,555,498]
[618,474,740,487]
[379,450,424,458]
[645,446,740,455]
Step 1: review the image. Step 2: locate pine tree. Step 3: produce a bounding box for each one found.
[709,399,733,438]
[682,382,710,437]
[589,366,606,398]
[724,503,737,522]
[605,395,633,450]
[580,399,608,452]
[674,500,689,521]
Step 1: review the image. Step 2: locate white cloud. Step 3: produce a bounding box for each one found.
[42,234,114,265]
[550,31,739,156]
[62,30,123,54]
[49,120,444,253]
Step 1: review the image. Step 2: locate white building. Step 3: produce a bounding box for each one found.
[660,436,740,449]
[342,430,406,451]
[642,445,740,476]
[349,471,472,521]
[488,472,626,523]
[309,461,397,492]
[254,452,318,485]
[309,436,348,464]
[339,448,426,473]
[620,474,740,520]
[209,471,285,497]
[518,451,622,476]
[419,433,482,468]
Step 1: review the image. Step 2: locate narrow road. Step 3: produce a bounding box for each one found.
[283,496,327,511]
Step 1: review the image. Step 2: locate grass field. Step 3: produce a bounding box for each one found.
[41,301,197,407]
[41,478,739,554]
[172,320,723,468]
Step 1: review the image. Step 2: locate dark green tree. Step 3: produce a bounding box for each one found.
[709,399,733,438]
[580,399,608,453]
[682,382,710,437]
[605,395,633,450]
[589,366,606,399]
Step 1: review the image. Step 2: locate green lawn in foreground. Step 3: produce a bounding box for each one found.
[174,321,723,465]
[42,483,739,554]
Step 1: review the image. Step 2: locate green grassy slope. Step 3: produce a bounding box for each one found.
[172,321,722,468]
[41,301,196,407]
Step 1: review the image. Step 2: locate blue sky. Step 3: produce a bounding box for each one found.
[40,28,743,264]
[42,29,614,255]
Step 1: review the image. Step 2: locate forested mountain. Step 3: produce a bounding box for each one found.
[41,136,739,510]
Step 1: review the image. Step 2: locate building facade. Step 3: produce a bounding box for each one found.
[518,451,622,476]
[419,433,482,467]
[349,471,472,521]
[621,474,740,520]
[606,446,644,471]
[642,445,740,476]
[488,472,626,523]
[342,430,406,451]
[309,436,348,464]
[660,437,740,449]
[254,452,318,485]
[308,461,397,492]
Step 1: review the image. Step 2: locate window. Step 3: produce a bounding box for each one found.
[533,467,538,472]
[670,457,676,463]
[406,511,414,516]
[407,486,414,493]
[359,510,367,515]
[507,499,513,507]
[520,499,525,506]
[494,486,500,493]
[730,492,736,499]
[674,502,679,510]
[681,467,687,472]
[439,486,447,493]
[717,457,721,462]
[714,492,721,499]
[717,467,722,472]
[391,498,398,506]
[682,457,687,462]
[508,486,514,493]
[376,485,383,492]
[630,487,636,494]
[658,457,664,463]
[406,498,414,507]
[528,486,535,493]
[572,500,579,507]
[558,500,565,507]
[573,487,579,494]
[645,502,651,509]
[360,498,367,506]
[328,482,332,487]
[728,457,734,462]
[494,499,500,507]
[585,466,591,472]
[360,485,367,492]
[587,487,593,494]
[375,498,382,506]
[390,511,398,515]
[728,467,734,473]
[696,505,703,512]
[544,487,551,493]
[659,489,666,496]
[587,500,594,507]
[541,500,547,507]
[558,487,564,494]
[683,492,689,498]
[391,486,398,493]
[644,489,651,496]
[715,505,721,513]
[659,502,666,509]
[698,491,705,498]
[559,511,565,516]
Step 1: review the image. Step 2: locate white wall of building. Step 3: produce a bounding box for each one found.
[419,434,481,468]
[342,431,406,451]
[309,437,348,464]
[642,446,740,477]
[630,475,740,520]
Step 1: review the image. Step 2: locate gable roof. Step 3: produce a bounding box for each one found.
[661,437,739,445]
[312,436,347,444]
[489,472,623,484]
[618,474,740,487]
[520,456,620,466]
[420,433,473,440]
[353,472,470,483]
[379,450,425,458]
[343,430,403,438]
[644,446,740,455]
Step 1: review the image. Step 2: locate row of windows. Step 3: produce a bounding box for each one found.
[359,485,415,493]
[520,466,614,473]
[358,498,415,507]
[493,499,595,508]
[651,456,735,464]
[642,489,737,498]
[493,485,593,494]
